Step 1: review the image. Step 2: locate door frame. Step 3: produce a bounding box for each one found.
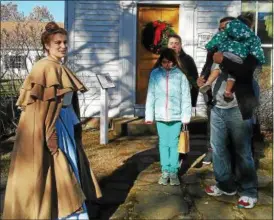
[119,1,197,116]
[136,4,180,105]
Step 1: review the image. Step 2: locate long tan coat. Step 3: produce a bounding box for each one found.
[3,56,102,219]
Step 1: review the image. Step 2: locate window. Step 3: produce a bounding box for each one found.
[257,2,273,45]
[242,0,273,89]
[5,55,26,69]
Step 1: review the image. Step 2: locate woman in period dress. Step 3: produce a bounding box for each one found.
[3,22,102,219]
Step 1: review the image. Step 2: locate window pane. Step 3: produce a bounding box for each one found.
[5,55,25,69]
[258,2,273,44]
[258,48,272,90]
[241,1,256,32]
[242,1,256,13]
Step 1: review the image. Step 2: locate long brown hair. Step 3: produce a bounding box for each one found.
[153,48,187,74]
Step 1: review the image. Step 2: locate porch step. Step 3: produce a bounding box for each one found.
[112,117,208,136]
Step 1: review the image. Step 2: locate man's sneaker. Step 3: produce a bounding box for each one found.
[202,151,212,165]
[170,173,180,186]
[237,196,257,209]
[199,84,211,94]
[158,171,169,185]
[205,185,237,196]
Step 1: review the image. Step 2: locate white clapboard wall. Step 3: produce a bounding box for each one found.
[66,0,121,118]
[66,0,241,118]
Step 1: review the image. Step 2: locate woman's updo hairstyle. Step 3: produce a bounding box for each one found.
[41,21,67,52]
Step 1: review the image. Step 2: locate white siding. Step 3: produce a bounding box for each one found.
[67,1,121,117]
[66,0,242,118]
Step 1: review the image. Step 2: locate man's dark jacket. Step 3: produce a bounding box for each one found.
[179,50,199,107]
[221,54,259,120]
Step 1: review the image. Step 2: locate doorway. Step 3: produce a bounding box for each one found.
[136,4,179,104]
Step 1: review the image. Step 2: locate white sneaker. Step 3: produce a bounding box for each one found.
[205,185,237,196]
[202,151,212,165]
[158,171,169,185]
[238,196,257,209]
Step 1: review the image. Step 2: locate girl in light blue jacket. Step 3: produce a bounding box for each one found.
[145,48,191,186]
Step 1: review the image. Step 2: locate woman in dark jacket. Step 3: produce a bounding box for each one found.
[167,34,199,107]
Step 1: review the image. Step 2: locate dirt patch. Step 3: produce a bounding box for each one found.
[0,130,155,181]
[0,129,158,219]
[82,130,156,181]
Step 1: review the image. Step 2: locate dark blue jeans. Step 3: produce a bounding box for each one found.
[210,106,258,198]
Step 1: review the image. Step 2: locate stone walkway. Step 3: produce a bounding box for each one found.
[111,162,273,220]
[109,135,273,220]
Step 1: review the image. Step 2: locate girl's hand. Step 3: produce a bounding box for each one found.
[145,121,153,124]
[197,76,206,87]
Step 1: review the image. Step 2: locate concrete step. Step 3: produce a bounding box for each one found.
[113,117,208,136]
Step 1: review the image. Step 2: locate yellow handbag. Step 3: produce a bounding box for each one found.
[178,124,190,153]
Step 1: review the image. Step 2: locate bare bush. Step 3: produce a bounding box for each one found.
[0,3,54,138]
[256,66,273,131]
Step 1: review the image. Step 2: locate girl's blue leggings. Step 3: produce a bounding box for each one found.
[156,121,181,174]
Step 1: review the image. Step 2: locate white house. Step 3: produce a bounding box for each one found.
[0,22,64,95]
[65,0,272,118]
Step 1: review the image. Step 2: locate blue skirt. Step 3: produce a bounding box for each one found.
[56,105,89,220]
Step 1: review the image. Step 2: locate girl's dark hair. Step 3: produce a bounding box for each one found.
[153,48,187,73]
[41,21,67,52]
[237,12,255,28]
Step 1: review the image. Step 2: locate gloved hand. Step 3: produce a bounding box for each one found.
[47,132,59,155]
